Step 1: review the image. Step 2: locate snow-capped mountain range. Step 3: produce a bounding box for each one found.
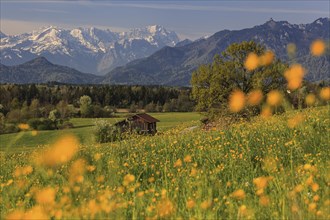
[0,25,180,75]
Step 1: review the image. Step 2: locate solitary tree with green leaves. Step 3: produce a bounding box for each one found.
[49,109,61,129]
[191,41,287,117]
[79,95,92,118]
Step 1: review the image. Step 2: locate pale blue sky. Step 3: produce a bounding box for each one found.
[1,1,329,39]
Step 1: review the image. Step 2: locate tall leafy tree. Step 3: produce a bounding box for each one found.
[79,95,92,118]
[191,41,287,114]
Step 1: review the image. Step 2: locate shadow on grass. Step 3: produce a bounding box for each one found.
[70,124,94,129]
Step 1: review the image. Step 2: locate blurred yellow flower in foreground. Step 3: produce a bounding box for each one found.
[310,39,325,56]
[186,199,196,209]
[36,135,79,167]
[7,206,49,220]
[259,195,270,206]
[229,90,245,112]
[123,174,135,186]
[69,159,86,184]
[232,189,246,200]
[247,90,263,106]
[253,176,272,190]
[184,155,192,163]
[287,114,304,128]
[13,166,33,177]
[259,50,274,66]
[239,205,248,216]
[18,123,29,130]
[200,200,212,210]
[305,94,316,106]
[174,158,182,167]
[284,64,305,90]
[35,187,55,205]
[245,52,259,71]
[311,183,319,192]
[319,87,330,101]
[261,105,273,118]
[267,90,283,106]
[157,198,175,217]
[5,210,24,220]
[31,130,38,136]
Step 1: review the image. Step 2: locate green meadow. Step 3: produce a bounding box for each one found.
[0,112,202,150]
[1,107,329,219]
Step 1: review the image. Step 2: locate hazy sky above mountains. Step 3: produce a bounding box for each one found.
[1,0,329,40]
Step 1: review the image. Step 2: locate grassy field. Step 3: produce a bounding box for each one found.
[0,112,202,150]
[0,106,329,219]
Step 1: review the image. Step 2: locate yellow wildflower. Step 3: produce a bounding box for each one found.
[200,200,212,210]
[253,176,271,190]
[18,123,29,130]
[231,189,246,200]
[267,90,282,106]
[31,130,38,136]
[184,155,192,163]
[123,174,135,186]
[311,183,319,192]
[305,94,316,106]
[310,39,325,56]
[259,195,270,206]
[284,64,305,90]
[35,187,55,205]
[247,89,263,106]
[174,159,182,168]
[245,52,259,71]
[320,87,330,101]
[229,90,246,112]
[261,105,272,118]
[186,199,196,209]
[259,50,274,66]
[37,135,79,167]
[157,198,175,217]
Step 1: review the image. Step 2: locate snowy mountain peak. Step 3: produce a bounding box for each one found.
[0,24,180,75]
[146,25,169,34]
[33,26,62,41]
[314,17,330,26]
[147,25,160,34]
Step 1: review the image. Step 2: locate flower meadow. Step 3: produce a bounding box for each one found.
[1,106,329,219]
[1,40,330,219]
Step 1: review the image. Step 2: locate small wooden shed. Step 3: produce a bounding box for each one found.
[115,113,160,135]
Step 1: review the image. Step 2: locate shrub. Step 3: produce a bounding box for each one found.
[59,121,74,129]
[27,118,42,130]
[94,120,121,143]
[0,124,20,134]
[27,118,55,130]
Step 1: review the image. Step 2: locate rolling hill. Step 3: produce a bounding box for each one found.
[0,57,103,84]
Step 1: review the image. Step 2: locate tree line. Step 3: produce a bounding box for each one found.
[0,84,195,134]
[0,84,195,114]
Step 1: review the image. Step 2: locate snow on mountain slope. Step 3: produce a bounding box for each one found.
[0,25,180,75]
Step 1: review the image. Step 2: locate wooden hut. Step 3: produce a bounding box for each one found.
[115,113,160,135]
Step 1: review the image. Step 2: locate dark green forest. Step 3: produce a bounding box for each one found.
[0,84,194,113]
[0,84,195,134]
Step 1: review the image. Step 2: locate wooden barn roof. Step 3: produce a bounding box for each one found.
[114,113,159,126]
[132,113,160,123]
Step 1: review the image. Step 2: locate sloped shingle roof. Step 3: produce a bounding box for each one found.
[133,113,160,123]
